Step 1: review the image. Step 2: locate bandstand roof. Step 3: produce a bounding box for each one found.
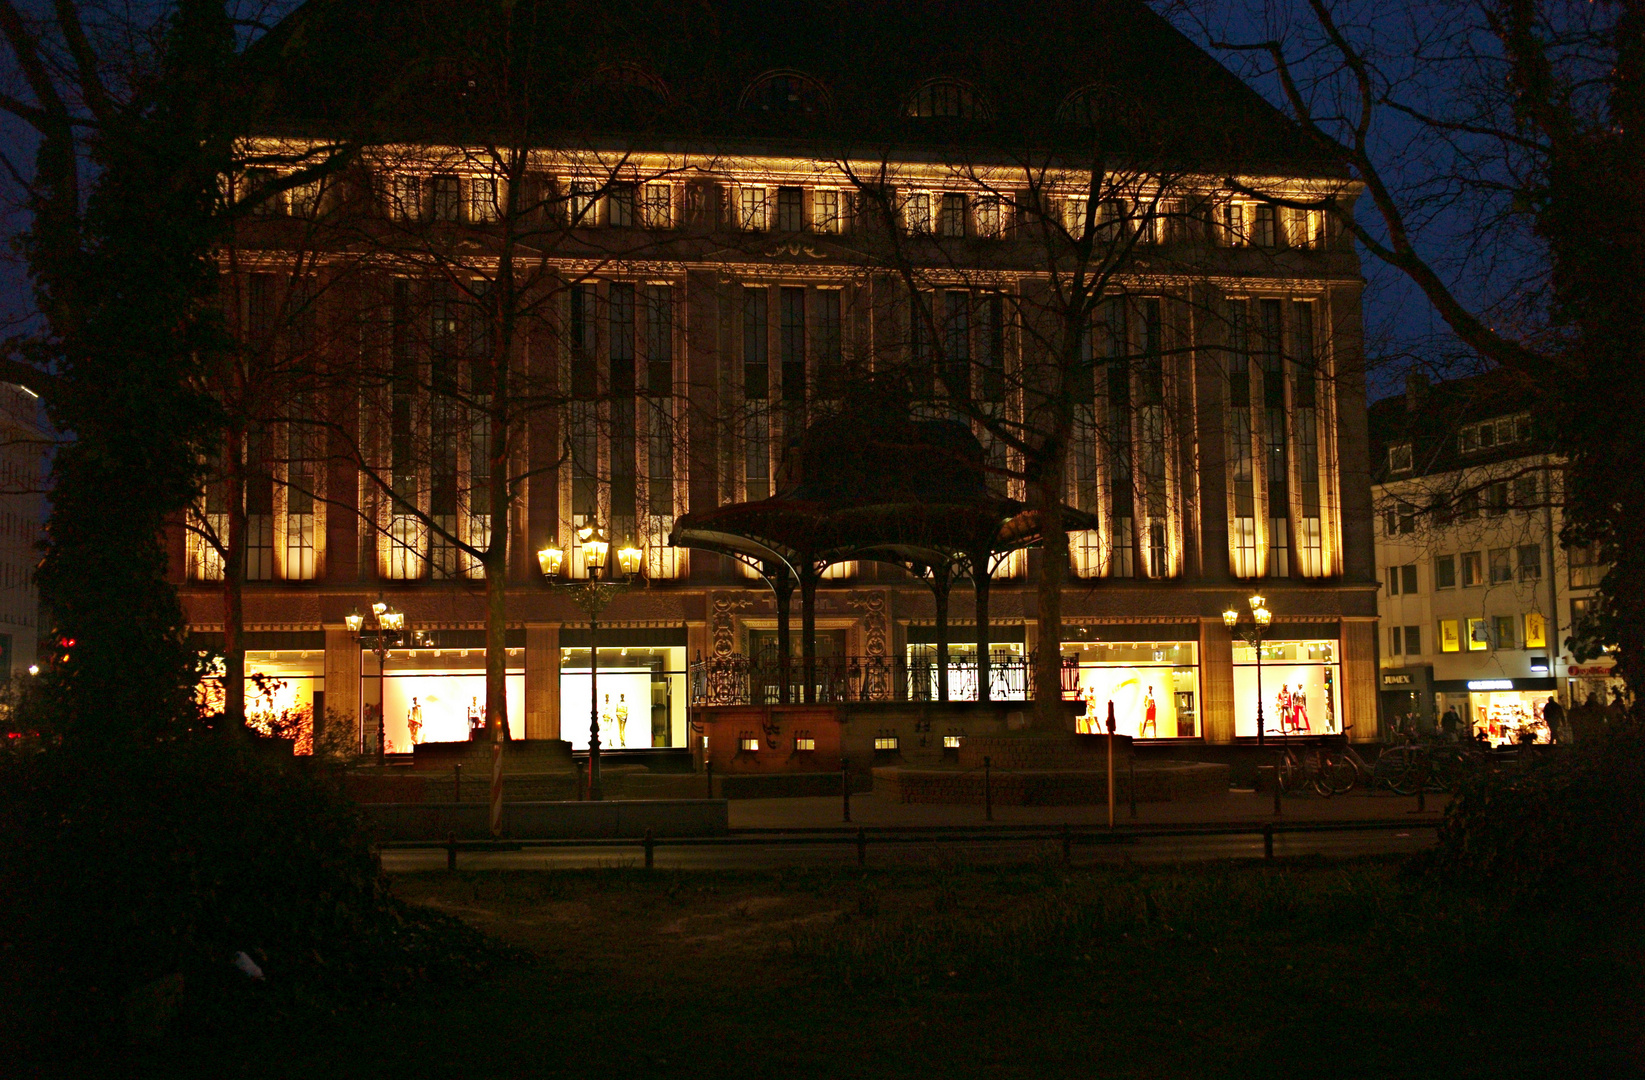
[670,384,1098,581]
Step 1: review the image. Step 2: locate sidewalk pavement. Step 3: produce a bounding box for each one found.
[729,789,1451,830]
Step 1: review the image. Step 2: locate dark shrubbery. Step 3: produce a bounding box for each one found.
[1421,719,1645,907]
[0,735,499,1066]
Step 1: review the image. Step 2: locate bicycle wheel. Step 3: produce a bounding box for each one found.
[1373,747,1413,793]
[1310,762,1336,798]
[1390,751,1428,796]
[1274,754,1299,796]
[1427,747,1465,792]
[1322,750,1357,795]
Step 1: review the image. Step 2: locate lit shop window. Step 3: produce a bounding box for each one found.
[1231,639,1341,739]
[794,734,816,752]
[739,736,760,753]
[942,735,962,749]
[874,735,900,752]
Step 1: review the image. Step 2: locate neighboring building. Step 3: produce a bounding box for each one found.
[1369,372,1609,743]
[0,382,45,681]
[169,0,1382,758]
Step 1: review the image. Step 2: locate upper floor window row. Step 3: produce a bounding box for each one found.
[1459,413,1531,454]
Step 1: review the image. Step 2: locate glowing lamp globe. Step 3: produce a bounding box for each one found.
[538,545,565,578]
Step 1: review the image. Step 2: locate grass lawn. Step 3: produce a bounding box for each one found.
[149,853,1640,1080]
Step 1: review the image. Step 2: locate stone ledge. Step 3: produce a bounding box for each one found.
[872,760,1229,806]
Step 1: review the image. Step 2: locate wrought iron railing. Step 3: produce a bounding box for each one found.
[688,653,1082,707]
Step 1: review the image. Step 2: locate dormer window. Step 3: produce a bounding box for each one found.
[741,71,830,115]
[1459,413,1530,454]
[1388,442,1413,474]
[905,78,991,121]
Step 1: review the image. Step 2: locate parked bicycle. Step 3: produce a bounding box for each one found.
[1274,743,1337,797]
[1317,726,1425,795]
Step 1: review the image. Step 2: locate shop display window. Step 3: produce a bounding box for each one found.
[559,646,685,749]
[198,650,324,754]
[1471,692,1551,745]
[904,641,1027,701]
[1524,611,1548,648]
[1232,639,1341,738]
[1066,641,1199,739]
[375,663,525,752]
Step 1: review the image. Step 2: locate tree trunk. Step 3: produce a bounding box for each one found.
[1033,472,1068,731]
[223,421,246,731]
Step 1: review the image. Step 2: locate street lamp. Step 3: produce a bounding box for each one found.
[347,594,406,765]
[1224,593,1274,746]
[538,523,644,800]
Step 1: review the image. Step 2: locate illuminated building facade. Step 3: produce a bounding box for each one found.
[168,0,1381,756]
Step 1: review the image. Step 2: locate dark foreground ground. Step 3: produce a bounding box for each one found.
[140,854,1639,1080]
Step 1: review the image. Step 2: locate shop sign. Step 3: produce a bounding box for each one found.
[1467,679,1514,691]
[1382,673,1412,687]
[1569,664,1615,677]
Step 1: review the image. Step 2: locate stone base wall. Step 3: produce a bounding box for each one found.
[873,761,1230,805]
[956,733,1133,771]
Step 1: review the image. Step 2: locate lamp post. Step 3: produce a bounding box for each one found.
[539,523,644,801]
[346,595,405,766]
[1223,593,1274,746]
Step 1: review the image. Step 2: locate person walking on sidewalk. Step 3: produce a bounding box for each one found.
[1542,696,1568,744]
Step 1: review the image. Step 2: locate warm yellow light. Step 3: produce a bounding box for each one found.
[1222,608,1239,629]
[537,545,564,578]
[27,664,38,676]
[1254,607,1272,628]
[371,597,388,618]
[380,609,405,632]
[585,537,609,573]
[617,543,642,576]
[345,609,364,633]
[1248,593,1265,612]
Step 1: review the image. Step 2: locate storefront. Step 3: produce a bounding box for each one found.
[1233,637,1343,738]
[559,628,687,750]
[368,647,526,753]
[1066,638,1200,740]
[195,632,326,754]
[1567,662,1625,711]
[1434,677,1558,745]
[1380,665,1435,736]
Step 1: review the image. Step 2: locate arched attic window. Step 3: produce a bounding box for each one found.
[739,70,831,115]
[574,62,672,118]
[1056,84,1112,127]
[903,78,992,121]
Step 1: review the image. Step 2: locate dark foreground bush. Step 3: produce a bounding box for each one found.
[0,735,499,1068]
[1421,719,1645,907]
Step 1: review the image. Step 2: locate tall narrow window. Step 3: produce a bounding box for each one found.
[977,294,1007,492]
[245,426,274,581]
[391,174,422,222]
[608,183,636,228]
[814,189,842,234]
[285,395,318,580]
[1138,300,1169,577]
[1259,299,1289,577]
[1105,298,1134,577]
[909,290,935,402]
[388,279,420,579]
[1227,300,1258,577]
[570,183,599,226]
[739,187,769,231]
[644,285,674,516]
[469,176,499,223]
[776,187,804,232]
[938,193,967,237]
[743,287,770,500]
[905,192,932,234]
[432,175,462,222]
[569,284,599,527]
[428,284,462,578]
[942,291,970,402]
[815,289,843,398]
[468,283,495,568]
[779,287,807,436]
[642,183,671,228]
[608,283,637,544]
[1253,204,1277,248]
[1291,300,1323,576]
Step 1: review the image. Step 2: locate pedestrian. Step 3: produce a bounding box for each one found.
[1571,693,1604,744]
[1542,695,1567,744]
[1440,705,1462,742]
[1608,687,1630,725]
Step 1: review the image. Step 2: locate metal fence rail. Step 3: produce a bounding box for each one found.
[379,817,1443,870]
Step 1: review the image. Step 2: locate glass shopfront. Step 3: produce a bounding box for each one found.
[198,649,325,754]
[365,647,526,753]
[904,641,1029,701]
[1233,639,1342,738]
[559,645,686,749]
[1434,678,1560,745]
[1067,641,1200,739]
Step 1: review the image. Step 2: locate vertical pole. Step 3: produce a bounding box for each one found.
[589,610,602,801]
[934,576,951,703]
[974,560,991,703]
[1129,754,1137,818]
[801,571,818,705]
[1255,631,1265,748]
[775,571,794,703]
[454,762,461,802]
[706,759,714,800]
[984,756,993,821]
[841,758,851,822]
[376,642,387,766]
[1106,700,1116,830]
